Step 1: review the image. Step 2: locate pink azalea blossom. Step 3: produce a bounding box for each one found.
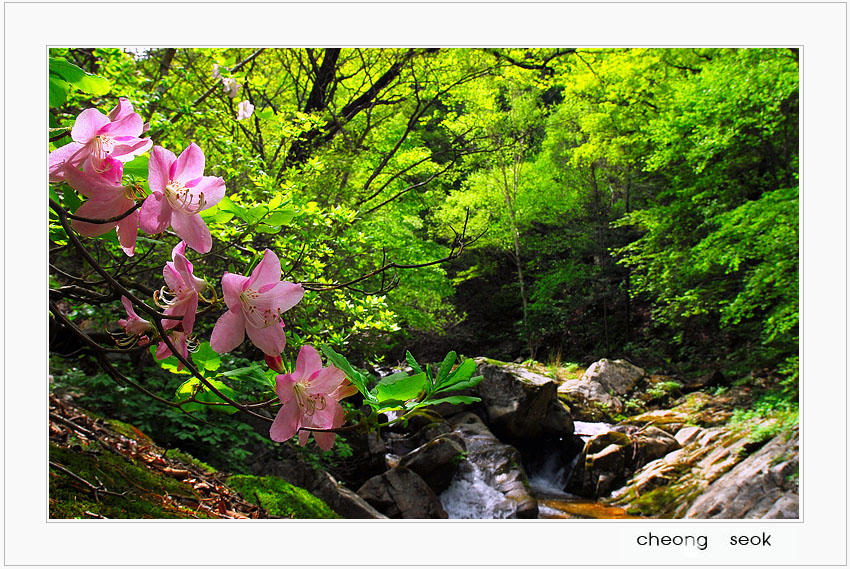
[212,64,221,80]
[210,249,304,357]
[66,158,141,256]
[269,345,355,450]
[156,330,191,370]
[49,97,152,182]
[139,143,225,254]
[158,241,207,334]
[118,296,152,336]
[222,77,240,98]
[236,100,254,121]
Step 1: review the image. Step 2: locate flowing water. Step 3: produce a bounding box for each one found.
[440,421,638,519]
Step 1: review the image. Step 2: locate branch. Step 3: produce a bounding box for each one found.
[62,202,142,225]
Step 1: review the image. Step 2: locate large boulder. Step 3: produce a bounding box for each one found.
[581,359,645,395]
[445,413,538,518]
[399,433,466,493]
[566,426,681,499]
[474,359,574,444]
[558,379,624,421]
[357,467,448,519]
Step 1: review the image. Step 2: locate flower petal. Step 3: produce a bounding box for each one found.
[245,320,287,356]
[294,345,323,381]
[274,374,297,405]
[246,249,281,292]
[48,142,86,182]
[116,209,139,256]
[107,97,134,122]
[71,108,110,143]
[100,112,143,138]
[139,192,172,234]
[148,146,176,193]
[308,365,346,396]
[270,400,302,443]
[170,212,212,254]
[171,142,205,183]
[191,175,226,211]
[112,137,153,162]
[210,309,246,354]
[252,281,305,316]
[70,197,126,236]
[221,272,248,309]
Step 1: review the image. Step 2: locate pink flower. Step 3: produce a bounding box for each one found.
[49,97,152,182]
[66,158,141,256]
[222,77,240,98]
[139,143,225,254]
[210,249,304,356]
[212,64,221,80]
[270,345,353,450]
[265,354,286,373]
[236,100,254,121]
[118,296,152,336]
[156,330,191,370]
[157,241,207,334]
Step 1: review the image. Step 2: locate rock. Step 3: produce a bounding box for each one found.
[675,426,703,447]
[399,433,466,493]
[581,359,645,396]
[258,458,387,519]
[685,430,799,519]
[383,420,453,457]
[474,359,574,444]
[357,467,448,519]
[681,370,726,392]
[632,427,681,469]
[617,409,692,435]
[447,413,538,518]
[567,426,680,499]
[558,378,624,421]
[567,430,633,498]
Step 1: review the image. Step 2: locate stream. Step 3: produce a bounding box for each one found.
[439,421,637,519]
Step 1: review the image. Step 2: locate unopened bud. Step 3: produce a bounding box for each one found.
[265,354,285,374]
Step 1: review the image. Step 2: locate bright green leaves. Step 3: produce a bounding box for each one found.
[49,57,111,107]
[322,346,481,422]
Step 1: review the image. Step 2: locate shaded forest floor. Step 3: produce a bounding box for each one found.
[48,394,337,519]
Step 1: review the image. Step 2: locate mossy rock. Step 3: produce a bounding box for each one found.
[226,475,339,519]
[49,443,213,519]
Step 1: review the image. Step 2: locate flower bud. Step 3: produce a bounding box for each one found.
[265,354,286,374]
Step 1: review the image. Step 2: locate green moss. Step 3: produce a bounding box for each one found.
[626,482,700,518]
[106,418,153,443]
[226,475,339,519]
[49,444,213,519]
[165,448,217,474]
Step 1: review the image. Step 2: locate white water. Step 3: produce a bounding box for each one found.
[573,421,613,441]
[440,462,518,519]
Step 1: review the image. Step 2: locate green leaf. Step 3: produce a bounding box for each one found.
[421,395,481,406]
[321,346,373,401]
[265,209,296,225]
[49,75,70,107]
[243,205,269,224]
[49,57,111,96]
[436,376,482,393]
[255,223,281,234]
[122,155,149,178]
[62,185,82,213]
[192,342,221,373]
[437,358,477,391]
[255,109,275,121]
[433,351,457,388]
[373,372,427,404]
[405,351,424,375]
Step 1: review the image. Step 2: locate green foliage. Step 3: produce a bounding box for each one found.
[729,391,799,444]
[226,475,339,519]
[322,346,481,420]
[50,358,274,472]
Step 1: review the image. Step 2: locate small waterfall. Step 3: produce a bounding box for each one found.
[527,451,569,494]
[440,462,517,519]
